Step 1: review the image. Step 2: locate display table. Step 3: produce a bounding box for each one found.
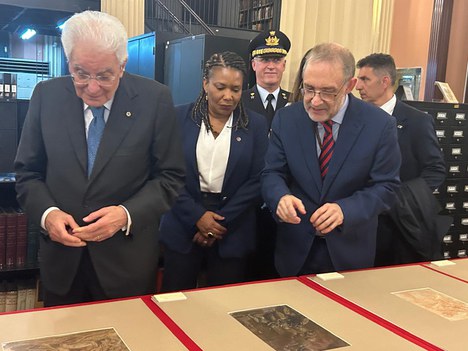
[0,298,186,350]
[0,260,466,350]
[302,264,468,351]
[422,258,468,282]
[151,278,423,350]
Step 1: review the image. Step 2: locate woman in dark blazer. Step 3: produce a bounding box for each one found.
[160,52,269,292]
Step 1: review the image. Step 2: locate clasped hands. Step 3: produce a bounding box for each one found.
[194,211,226,247]
[276,194,343,235]
[44,206,127,247]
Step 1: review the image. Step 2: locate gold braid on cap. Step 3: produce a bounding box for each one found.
[252,48,287,57]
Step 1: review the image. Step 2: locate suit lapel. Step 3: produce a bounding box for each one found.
[247,86,266,115]
[321,100,364,197]
[393,101,407,132]
[89,75,135,180]
[223,111,245,188]
[277,89,289,109]
[185,114,202,193]
[296,108,322,195]
[64,81,88,174]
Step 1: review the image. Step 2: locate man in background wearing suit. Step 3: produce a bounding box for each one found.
[242,30,291,129]
[356,53,446,265]
[14,11,185,306]
[262,43,401,276]
[242,30,291,280]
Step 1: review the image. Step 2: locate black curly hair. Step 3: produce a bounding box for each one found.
[191,51,249,132]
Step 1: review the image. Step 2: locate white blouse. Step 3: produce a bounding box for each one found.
[196,114,233,193]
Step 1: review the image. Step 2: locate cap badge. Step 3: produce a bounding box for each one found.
[265,31,280,46]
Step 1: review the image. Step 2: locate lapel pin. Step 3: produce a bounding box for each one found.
[397,124,403,129]
[236,136,242,142]
[250,92,255,100]
[126,111,132,118]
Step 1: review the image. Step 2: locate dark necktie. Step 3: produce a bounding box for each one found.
[265,93,275,127]
[87,106,105,177]
[319,121,334,179]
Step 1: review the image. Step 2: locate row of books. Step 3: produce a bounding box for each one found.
[0,73,18,100]
[239,0,272,10]
[239,7,273,26]
[0,278,41,312]
[0,207,39,271]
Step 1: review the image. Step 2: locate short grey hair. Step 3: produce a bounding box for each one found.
[303,42,355,82]
[61,11,128,65]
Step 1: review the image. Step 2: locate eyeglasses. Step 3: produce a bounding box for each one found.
[300,81,347,102]
[71,72,118,87]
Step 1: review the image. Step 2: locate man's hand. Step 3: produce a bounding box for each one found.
[276,194,306,224]
[196,211,227,240]
[72,206,127,242]
[310,203,343,235]
[44,209,86,247]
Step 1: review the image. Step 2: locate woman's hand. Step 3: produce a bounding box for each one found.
[196,211,227,240]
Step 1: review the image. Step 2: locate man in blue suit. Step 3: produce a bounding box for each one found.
[356,53,446,265]
[261,43,401,276]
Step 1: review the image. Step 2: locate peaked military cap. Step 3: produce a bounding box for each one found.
[249,30,291,59]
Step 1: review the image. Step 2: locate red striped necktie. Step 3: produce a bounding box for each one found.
[319,120,334,178]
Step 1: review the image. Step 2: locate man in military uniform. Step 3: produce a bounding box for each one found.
[243,30,290,281]
[242,30,291,129]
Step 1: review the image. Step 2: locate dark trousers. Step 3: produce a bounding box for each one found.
[161,192,247,292]
[246,205,279,281]
[298,237,335,275]
[161,244,247,292]
[375,214,425,267]
[43,248,107,307]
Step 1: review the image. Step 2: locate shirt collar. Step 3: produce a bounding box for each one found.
[84,97,114,112]
[379,94,397,115]
[256,84,280,103]
[330,93,349,125]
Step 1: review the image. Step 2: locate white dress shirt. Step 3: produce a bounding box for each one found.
[380,94,397,115]
[196,114,233,193]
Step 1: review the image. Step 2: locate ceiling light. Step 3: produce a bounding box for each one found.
[20,28,37,40]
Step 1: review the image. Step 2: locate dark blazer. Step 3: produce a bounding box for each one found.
[393,100,446,188]
[242,85,290,126]
[375,100,447,265]
[14,72,185,297]
[389,178,452,261]
[261,95,401,276]
[159,103,269,258]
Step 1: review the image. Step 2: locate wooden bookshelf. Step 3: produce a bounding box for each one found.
[238,0,280,31]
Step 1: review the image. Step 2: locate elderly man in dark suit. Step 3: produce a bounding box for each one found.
[356,53,446,265]
[14,11,185,306]
[262,43,401,276]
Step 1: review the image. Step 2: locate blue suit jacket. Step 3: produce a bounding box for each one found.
[261,95,401,276]
[160,103,269,258]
